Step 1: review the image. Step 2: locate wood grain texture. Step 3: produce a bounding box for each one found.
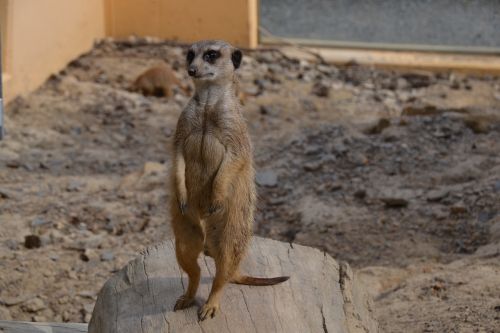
[0,321,87,333]
[88,237,378,333]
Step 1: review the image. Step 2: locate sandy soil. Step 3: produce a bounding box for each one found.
[0,39,499,332]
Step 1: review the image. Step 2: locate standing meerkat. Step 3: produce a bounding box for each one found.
[170,40,289,320]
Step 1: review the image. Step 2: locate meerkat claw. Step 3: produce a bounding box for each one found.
[174,295,195,310]
[208,203,222,215]
[179,202,187,215]
[199,303,218,321]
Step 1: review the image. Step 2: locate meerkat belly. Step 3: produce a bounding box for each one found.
[183,132,225,196]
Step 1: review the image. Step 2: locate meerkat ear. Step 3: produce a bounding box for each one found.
[231,49,242,69]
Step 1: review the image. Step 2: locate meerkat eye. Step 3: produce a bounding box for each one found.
[203,50,220,64]
[186,50,195,64]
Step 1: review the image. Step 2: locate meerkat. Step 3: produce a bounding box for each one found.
[132,63,190,98]
[170,40,289,320]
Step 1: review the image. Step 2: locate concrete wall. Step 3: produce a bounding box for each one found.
[1,0,106,103]
[105,0,258,48]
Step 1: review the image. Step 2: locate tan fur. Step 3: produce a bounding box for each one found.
[169,40,288,321]
[132,64,189,97]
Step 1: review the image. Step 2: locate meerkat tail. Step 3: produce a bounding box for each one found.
[230,275,290,286]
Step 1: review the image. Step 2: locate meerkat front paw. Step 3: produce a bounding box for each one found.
[174,295,195,310]
[198,302,219,320]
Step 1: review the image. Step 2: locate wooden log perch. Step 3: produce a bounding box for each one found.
[88,237,378,333]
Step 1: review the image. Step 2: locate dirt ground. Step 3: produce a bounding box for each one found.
[1,39,499,332]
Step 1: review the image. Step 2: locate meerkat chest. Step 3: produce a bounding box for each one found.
[183,110,226,167]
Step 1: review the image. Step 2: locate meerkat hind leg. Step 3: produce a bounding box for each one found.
[199,255,234,320]
[173,215,204,310]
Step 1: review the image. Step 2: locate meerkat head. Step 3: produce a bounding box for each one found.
[186,40,242,84]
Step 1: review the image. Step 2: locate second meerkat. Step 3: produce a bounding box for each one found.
[170,40,289,320]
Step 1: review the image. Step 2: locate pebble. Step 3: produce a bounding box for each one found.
[426,189,449,202]
[24,235,42,249]
[311,81,330,97]
[22,297,46,313]
[0,306,12,320]
[4,239,19,250]
[31,217,51,227]
[100,251,115,261]
[362,118,391,135]
[256,170,278,187]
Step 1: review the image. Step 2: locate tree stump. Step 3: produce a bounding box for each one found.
[88,237,378,333]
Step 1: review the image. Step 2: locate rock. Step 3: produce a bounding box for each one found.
[66,180,84,192]
[4,239,18,250]
[379,189,414,208]
[426,189,449,202]
[31,217,51,227]
[401,102,439,116]
[80,248,99,262]
[0,306,12,320]
[0,294,36,306]
[362,118,391,135]
[24,235,41,249]
[311,81,330,97]
[401,72,433,89]
[259,105,281,117]
[22,297,46,313]
[495,180,500,192]
[256,170,278,187]
[303,160,322,171]
[88,237,378,333]
[354,189,367,199]
[100,251,114,262]
[463,117,490,134]
[66,233,105,250]
[450,202,468,215]
[489,216,500,242]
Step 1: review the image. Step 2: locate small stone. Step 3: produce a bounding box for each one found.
[22,297,46,313]
[463,117,490,134]
[379,190,412,208]
[259,105,281,117]
[381,197,408,208]
[362,118,391,135]
[450,203,467,215]
[303,161,322,171]
[495,180,500,192]
[426,189,449,202]
[478,211,495,223]
[0,189,12,199]
[0,294,35,306]
[0,306,12,320]
[31,217,51,227]
[354,189,367,199]
[256,170,278,187]
[349,152,368,166]
[24,235,41,249]
[100,251,115,261]
[311,81,330,97]
[80,248,99,262]
[4,239,18,250]
[66,180,84,192]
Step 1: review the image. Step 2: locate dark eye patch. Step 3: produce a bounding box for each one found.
[203,50,221,64]
[186,50,195,64]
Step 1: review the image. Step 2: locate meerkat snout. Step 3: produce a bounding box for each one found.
[185,40,242,82]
